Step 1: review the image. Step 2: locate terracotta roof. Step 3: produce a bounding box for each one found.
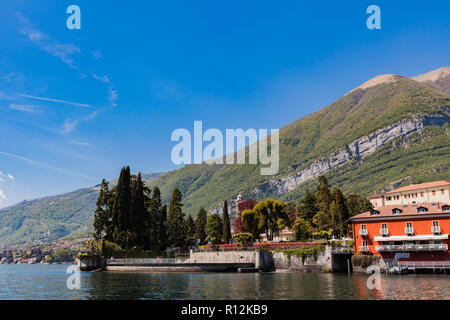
[384,180,449,194]
[350,202,450,220]
[369,194,383,199]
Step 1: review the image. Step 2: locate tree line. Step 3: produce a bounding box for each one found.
[93,166,233,250]
[94,169,371,249]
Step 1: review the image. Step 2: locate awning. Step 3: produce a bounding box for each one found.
[374,234,449,242]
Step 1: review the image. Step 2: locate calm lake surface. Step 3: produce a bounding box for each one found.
[0,264,448,300]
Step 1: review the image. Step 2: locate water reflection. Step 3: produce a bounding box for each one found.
[0,265,448,300]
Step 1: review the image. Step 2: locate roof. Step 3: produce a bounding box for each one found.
[384,180,449,194]
[350,202,450,220]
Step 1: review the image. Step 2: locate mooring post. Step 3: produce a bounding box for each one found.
[347,258,350,275]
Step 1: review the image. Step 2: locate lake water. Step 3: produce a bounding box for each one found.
[0,264,448,300]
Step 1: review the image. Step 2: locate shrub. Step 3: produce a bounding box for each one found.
[232,233,253,246]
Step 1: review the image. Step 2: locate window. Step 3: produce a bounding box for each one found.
[381,223,387,229]
[387,196,391,201]
[442,205,450,212]
[432,221,439,227]
[370,210,380,216]
[441,189,445,195]
[420,192,424,197]
[361,225,367,230]
[432,190,436,196]
[417,206,428,213]
[396,195,400,200]
[406,222,413,228]
[414,193,417,198]
[392,208,402,214]
[362,240,368,247]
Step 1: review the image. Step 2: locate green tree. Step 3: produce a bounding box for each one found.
[205,214,223,246]
[241,209,261,241]
[166,188,187,248]
[222,200,232,244]
[329,187,349,237]
[93,179,112,241]
[195,207,208,245]
[112,166,131,241]
[296,189,318,221]
[292,217,313,241]
[159,204,168,250]
[314,175,333,231]
[130,173,147,247]
[347,193,373,217]
[254,199,291,241]
[147,186,162,248]
[186,214,196,243]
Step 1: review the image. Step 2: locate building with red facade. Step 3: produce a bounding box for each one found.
[350,181,450,266]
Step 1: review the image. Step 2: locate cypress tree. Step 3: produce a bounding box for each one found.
[186,214,196,243]
[314,175,333,231]
[148,186,162,248]
[195,207,208,245]
[159,204,168,251]
[93,179,112,241]
[130,173,146,247]
[112,166,131,242]
[222,200,232,244]
[296,189,318,221]
[166,188,187,248]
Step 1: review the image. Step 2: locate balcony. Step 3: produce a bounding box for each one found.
[431,226,441,234]
[359,246,370,252]
[359,229,368,236]
[375,244,448,252]
[405,227,414,235]
[379,228,389,236]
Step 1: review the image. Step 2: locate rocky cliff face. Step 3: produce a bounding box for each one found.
[252,112,449,197]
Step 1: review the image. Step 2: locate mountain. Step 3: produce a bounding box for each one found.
[0,173,163,247]
[2,67,449,247]
[149,67,450,217]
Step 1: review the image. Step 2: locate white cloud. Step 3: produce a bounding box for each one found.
[109,87,118,107]
[0,72,15,82]
[17,12,80,69]
[92,50,102,59]
[17,93,91,108]
[9,104,39,113]
[0,151,97,180]
[7,174,14,181]
[92,73,110,83]
[0,190,6,201]
[62,111,98,134]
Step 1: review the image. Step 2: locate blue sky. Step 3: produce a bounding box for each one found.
[0,0,449,208]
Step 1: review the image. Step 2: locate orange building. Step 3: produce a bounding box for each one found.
[350,202,450,263]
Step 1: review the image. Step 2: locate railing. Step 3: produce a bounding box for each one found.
[359,246,370,252]
[431,226,441,234]
[375,244,448,252]
[331,247,354,254]
[404,227,414,235]
[399,261,450,268]
[359,229,368,236]
[379,228,389,236]
[106,258,188,265]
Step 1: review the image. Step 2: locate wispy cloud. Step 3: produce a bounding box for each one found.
[92,73,110,83]
[92,50,102,59]
[17,12,80,69]
[9,104,40,113]
[0,151,97,181]
[0,190,6,202]
[17,93,91,108]
[7,174,14,181]
[108,87,118,107]
[62,111,98,134]
[69,140,92,147]
[0,72,15,82]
